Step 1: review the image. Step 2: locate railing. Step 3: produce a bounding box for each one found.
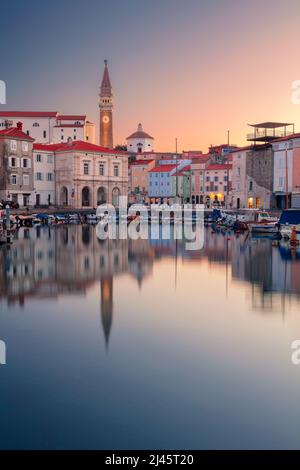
[247,129,293,140]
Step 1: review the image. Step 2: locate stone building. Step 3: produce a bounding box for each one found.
[231,144,273,209]
[36,139,128,208]
[0,112,96,144]
[0,122,34,207]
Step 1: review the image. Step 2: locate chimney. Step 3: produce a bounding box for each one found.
[4,119,13,129]
[16,121,23,131]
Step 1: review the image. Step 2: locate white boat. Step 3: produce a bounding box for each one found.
[250,222,278,234]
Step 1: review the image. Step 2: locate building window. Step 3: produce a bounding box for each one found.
[99,163,105,176]
[23,175,29,186]
[35,172,43,181]
[224,175,228,181]
[36,154,42,163]
[22,158,28,168]
[214,176,218,182]
[47,154,53,164]
[10,157,17,167]
[47,173,54,181]
[11,174,17,185]
[206,176,210,182]
[114,165,119,177]
[22,142,28,152]
[249,181,253,191]
[33,122,40,127]
[83,162,89,175]
[10,140,17,151]
[43,131,46,139]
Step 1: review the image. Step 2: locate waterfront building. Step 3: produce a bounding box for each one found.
[128,159,155,204]
[148,160,191,204]
[190,154,211,204]
[0,112,96,144]
[35,139,128,208]
[99,60,113,148]
[231,122,294,210]
[231,145,273,209]
[271,133,300,209]
[32,143,56,206]
[204,163,232,207]
[172,165,192,203]
[126,123,154,153]
[0,122,34,207]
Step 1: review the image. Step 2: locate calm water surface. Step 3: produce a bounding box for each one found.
[1,224,300,449]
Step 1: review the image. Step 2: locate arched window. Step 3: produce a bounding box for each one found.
[97,187,106,205]
[82,187,90,207]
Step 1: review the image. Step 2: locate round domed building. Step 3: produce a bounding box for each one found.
[126,123,154,153]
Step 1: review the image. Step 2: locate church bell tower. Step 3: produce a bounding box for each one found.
[99,59,113,148]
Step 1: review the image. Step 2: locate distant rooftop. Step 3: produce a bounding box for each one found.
[249,122,293,129]
[247,121,295,142]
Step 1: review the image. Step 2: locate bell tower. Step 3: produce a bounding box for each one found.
[99,59,113,148]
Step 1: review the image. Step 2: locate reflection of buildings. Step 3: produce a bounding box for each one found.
[2,225,300,346]
[0,225,155,347]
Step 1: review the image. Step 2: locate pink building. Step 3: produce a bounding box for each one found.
[128,159,155,203]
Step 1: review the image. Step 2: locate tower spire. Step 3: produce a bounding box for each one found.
[99,60,113,148]
[100,59,112,96]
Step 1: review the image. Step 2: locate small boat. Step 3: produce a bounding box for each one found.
[250,222,278,234]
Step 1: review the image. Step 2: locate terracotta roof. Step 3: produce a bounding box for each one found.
[0,127,34,141]
[149,164,176,173]
[33,143,63,152]
[33,140,127,155]
[206,164,232,171]
[127,123,154,140]
[130,159,155,166]
[0,111,57,118]
[191,154,210,162]
[272,133,300,143]
[127,131,154,140]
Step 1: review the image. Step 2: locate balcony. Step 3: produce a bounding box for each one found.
[247,122,294,143]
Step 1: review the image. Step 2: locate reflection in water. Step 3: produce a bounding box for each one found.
[2,225,300,449]
[1,226,300,344]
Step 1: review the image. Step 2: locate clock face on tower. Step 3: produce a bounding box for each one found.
[102,115,110,124]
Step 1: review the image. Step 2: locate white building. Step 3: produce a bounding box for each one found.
[34,139,129,209]
[32,144,56,206]
[126,123,154,153]
[0,112,96,144]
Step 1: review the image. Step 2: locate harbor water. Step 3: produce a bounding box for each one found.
[0,225,300,449]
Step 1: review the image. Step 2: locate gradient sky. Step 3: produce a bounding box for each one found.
[1,0,300,151]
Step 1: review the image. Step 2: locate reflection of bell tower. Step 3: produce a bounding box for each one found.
[100,277,113,348]
[99,59,113,148]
